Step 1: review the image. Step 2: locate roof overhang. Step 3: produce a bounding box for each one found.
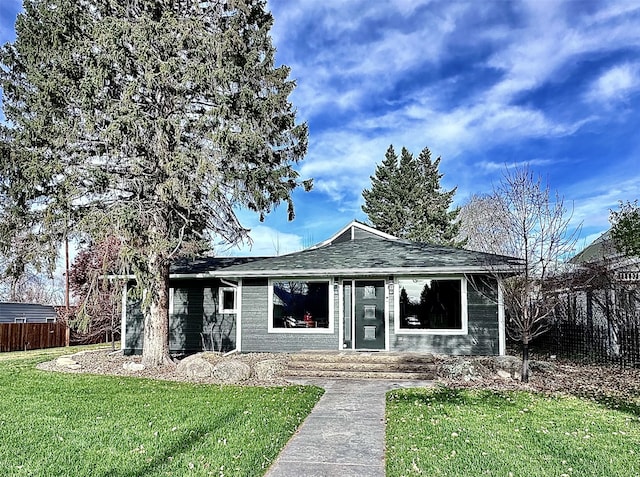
[202,265,520,279]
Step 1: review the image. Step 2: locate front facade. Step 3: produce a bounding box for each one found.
[123,222,521,356]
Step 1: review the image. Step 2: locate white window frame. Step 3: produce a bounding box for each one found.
[394,276,468,335]
[14,317,26,323]
[268,278,334,334]
[219,287,237,314]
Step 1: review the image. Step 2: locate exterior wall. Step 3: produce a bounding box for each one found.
[124,274,502,356]
[389,275,500,355]
[240,279,340,352]
[0,303,57,323]
[124,279,237,355]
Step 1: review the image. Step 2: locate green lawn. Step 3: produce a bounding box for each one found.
[0,346,323,477]
[386,387,640,477]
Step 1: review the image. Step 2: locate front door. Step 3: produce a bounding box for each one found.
[354,280,385,350]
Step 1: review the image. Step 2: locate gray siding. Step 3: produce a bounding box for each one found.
[389,275,500,355]
[0,303,57,323]
[125,293,144,354]
[124,279,236,355]
[240,279,339,352]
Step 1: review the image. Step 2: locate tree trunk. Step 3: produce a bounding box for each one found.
[521,340,530,383]
[141,258,173,367]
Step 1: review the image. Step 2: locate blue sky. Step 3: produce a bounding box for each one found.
[2,0,639,257]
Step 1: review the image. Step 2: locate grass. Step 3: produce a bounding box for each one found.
[0,346,323,477]
[386,386,640,477]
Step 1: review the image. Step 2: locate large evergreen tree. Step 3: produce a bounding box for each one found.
[0,0,309,366]
[361,145,462,245]
[361,145,405,236]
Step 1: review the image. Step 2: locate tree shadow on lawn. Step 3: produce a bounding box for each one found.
[588,394,640,418]
[95,409,245,477]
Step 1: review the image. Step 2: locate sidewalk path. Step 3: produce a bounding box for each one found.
[264,378,432,477]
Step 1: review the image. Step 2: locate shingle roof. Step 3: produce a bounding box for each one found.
[212,238,523,277]
[169,256,265,275]
[569,232,618,264]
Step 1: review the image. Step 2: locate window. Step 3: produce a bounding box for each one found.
[46,318,56,323]
[396,277,467,334]
[14,317,26,323]
[270,280,331,331]
[219,287,237,313]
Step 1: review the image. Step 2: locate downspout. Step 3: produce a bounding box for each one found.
[120,282,128,352]
[498,278,506,356]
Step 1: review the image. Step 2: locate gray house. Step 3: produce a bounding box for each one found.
[0,302,57,323]
[123,221,522,356]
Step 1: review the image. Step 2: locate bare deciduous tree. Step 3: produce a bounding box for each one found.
[460,166,581,381]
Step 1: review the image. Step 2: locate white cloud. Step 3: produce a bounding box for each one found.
[222,225,303,257]
[586,63,640,103]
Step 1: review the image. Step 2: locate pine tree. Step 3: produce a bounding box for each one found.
[361,145,405,236]
[362,145,462,246]
[1,0,309,366]
[407,147,462,245]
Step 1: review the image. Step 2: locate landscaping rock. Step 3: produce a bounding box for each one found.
[530,360,558,374]
[254,359,283,381]
[56,356,82,370]
[438,358,488,381]
[492,355,521,378]
[177,356,213,379]
[213,360,251,383]
[123,362,145,372]
[496,369,512,380]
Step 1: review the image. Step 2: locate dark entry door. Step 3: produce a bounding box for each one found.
[354,280,385,350]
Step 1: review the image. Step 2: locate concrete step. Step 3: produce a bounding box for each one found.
[284,352,438,380]
[287,360,437,374]
[284,368,435,380]
[288,351,437,365]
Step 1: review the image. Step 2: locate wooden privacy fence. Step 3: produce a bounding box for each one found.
[0,323,68,352]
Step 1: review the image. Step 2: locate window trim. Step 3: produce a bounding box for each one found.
[219,287,237,314]
[14,317,26,324]
[268,278,334,334]
[394,275,468,335]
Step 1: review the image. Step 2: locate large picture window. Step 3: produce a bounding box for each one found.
[397,278,466,333]
[271,280,330,330]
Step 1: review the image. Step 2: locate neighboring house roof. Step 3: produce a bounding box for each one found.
[213,237,523,278]
[569,231,640,284]
[570,232,619,265]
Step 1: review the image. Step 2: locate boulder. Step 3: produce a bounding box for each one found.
[530,360,558,374]
[492,355,521,378]
[254,359,283,381]
[213,360,251,383]
[438,358,488,382]
[123,362,145,372]
[496,369,512,380]
[177,356,213,379]
[56,356,82,370]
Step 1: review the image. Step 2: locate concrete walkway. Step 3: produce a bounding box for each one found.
[264,378,432,477]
